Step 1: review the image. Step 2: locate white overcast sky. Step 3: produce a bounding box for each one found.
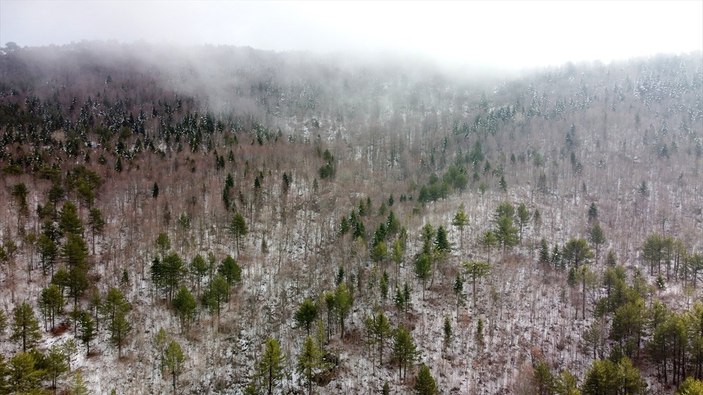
[1,0,701,69]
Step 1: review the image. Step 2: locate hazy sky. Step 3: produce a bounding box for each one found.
[1,0,701,69]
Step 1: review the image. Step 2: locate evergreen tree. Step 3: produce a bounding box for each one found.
[380,271,390,302]
[202,274,229,319]
[11,301,42,352]
[70,370,89,395]
[452,204,469,250]
[46,344,68,392]
[0,308,6,337]
[463,260,491,308]
[229,212,248,256]
[163,339,186,394]
[434,225,451,255]
[109,310,131,359]
[539,239,550,264]
[190,254,208,296]
[335,283,353,340]
[152,252,184,301]
[516,203,531,242]
[414,253,432,300]
[562,238,594,267]
[102,288,131,358]
[392,239,404,288]
[297,336,321,395]
[294,298,318,336]
[102,287,130,326]
[62,234,90,309]
[8,352,44,394]
[581,357,645,395]
[494,214,519,252]
[392,326,417,381]
[588,202,598,223]
[155,233,171,257]
[77,312,96,356]
[38,234,58,275]
[481,230,498,263]
[59,201,84,236]
[172,286,197,332]
[87,207,105,255]
[11,183,29,233]
[453,274,465,317]
[258,337,285,395]
[415,364,438,394]
[365,311,392,367]
[588,223,606,265]
[218,255,241,285]
[533,360,554,395]
[443,316,452,349]
[677,377,703,394]
[39,284,64,330]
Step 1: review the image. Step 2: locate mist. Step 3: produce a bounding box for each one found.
[2,0,701,70]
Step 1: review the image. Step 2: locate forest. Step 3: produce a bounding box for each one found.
[0,42,702,394]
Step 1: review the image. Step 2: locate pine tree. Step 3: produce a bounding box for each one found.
[87,207,105,255]
[163,339,186,394]
[533,360,554,395]
[109,310,131,359]
[443,317,452,349]
[297,336,321,395]
[380,271,390,302]
[153,252,185,301]
[38,234,58,275]
[172,286,196,332]
[229,212,248,256]
[481,230,498,263]
[677,377,703,394]
[494,214,518,253]
[392,326,417,381]
[365,311,392,367]
[11,301,41,352]
[453,274,465,317]
[8,352,44,393]
[155,233,171,257]
[335,284,353,340]
[202,274,229,320]
[562,238,594,268]
[11,183,29,233]
[516,203,531,242]
[539,239,550,264]
[294,298,318,336]
[102,287,130,326]
[59,201,84,236]
[415,364,438,394]
[62,234,90,309]
[452,204,469,250]
[463,260,491,309]
[190,254,208,297]
[39,284,64,330]
[588,223,606,265]
[258,337,285,395]
[414,253,432,300]
[70,370,89,395]
[218,255,241,285]
[77,312,96,356]
[0,308,6,337]
[46,344,68,392]
[587,202,598,223]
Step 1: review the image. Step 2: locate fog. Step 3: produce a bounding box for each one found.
[1,0,701,70]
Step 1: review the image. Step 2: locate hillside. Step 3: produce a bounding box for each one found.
[0,42,702,394]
